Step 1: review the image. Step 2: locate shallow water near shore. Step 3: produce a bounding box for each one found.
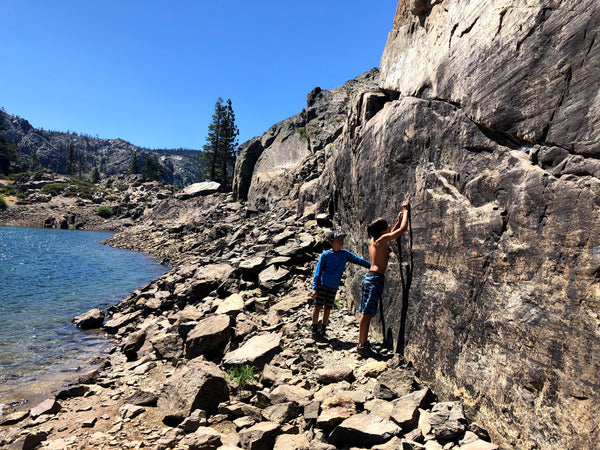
[0,226,168,413]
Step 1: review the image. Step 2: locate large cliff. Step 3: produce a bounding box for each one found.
[233,1,600,448]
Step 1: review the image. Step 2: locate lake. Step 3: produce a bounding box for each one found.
[0,226,168,411]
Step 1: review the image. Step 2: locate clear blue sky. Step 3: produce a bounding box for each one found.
[1,1,397,150]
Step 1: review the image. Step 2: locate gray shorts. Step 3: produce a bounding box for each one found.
[314,285,337,309]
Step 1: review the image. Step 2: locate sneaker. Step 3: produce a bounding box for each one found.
[357,342,379,358]
[319,324,330,341]
[311,324,320,339]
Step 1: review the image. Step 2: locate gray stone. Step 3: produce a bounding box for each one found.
[390,388,435,430]
[124,389,159,406]
[316,366,355,384]
[215,293,245,316]
[180,181,221,198]
[30,398,61,418]
[375,368,417,400]
[258,265,290,286]
[120,404,145,420]
[185,314,232,359]
[223,333,282,367]
[157,358,229,421]
[261,402,300,424]
[72,308,105,329]
[428,402,467,441]
[328,412,401,447]
[269,384,312,407]
[238,421,280,450]
[121,330,146,361]
[151,331,184,361]
[181,426,222,450]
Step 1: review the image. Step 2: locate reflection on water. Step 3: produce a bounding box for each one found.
[0,226,168,412]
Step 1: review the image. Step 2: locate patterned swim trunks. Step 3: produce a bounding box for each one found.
[314,285,338,309]
[359,271,385,316]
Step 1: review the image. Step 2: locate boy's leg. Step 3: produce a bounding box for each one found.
[358,313,372,347]
[312,305,322,324]
[322,306,331,326]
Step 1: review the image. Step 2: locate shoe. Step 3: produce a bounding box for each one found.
[357,342,379,358]
[319,323,330,341]
[311,324,320,339]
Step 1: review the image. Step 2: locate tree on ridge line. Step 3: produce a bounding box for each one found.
[201,97,239,187]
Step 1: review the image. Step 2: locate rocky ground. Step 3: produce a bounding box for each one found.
[0,180,499,449]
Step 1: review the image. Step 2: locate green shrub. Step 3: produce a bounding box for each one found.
[40,182,67,196]
[297,127,309,141]
[0,194,7,210]
[97,205,113,218]
[227,364,256,389]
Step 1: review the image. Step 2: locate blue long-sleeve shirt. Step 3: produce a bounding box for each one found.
[312,249,370,290]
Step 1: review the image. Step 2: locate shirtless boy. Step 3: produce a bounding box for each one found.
[358,201,410,357]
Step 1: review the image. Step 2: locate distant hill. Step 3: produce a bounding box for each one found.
[0,109,205,188]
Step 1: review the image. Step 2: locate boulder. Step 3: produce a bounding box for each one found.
[185,314,232,359]
[179,181,221,198]
[223,332,282,367]
[390,388,435,430]
[72,308,105,329]
[215,293,245,316]
[316,395,356,429]
[30,398,61,418]
[157,358,229,422]
[428,402,467,441]
[316,366,355,384]
[238,421,280,450]
[374,368,417,400]
[181,426,222,450]
[328,412,401,447]
[269,384,312,407]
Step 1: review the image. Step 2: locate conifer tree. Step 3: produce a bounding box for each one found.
[141,155,165,181]
[128,151,140,174]
[66,141,76,175]
[201,97,239,187]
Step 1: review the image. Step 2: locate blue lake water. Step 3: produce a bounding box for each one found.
[0,226,168,410]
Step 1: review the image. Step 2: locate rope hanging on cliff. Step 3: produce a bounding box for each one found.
[395,203,413,355]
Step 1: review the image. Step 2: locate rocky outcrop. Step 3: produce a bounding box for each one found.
[1,1,597,448]
[233,69,381,211]
[0,173,177,231]
[0,193,498,450]
[226,2,599,447]
[381,0,600,158]
[0,110,204,187]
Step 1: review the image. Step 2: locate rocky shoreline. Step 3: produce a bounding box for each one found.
[0,187,498,450]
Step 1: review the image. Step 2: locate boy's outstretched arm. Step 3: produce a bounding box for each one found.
[377,202,410,244]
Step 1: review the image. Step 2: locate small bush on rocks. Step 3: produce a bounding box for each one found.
[97,205,113,218]
[227,364,256,389]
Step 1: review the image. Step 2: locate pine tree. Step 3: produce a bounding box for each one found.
[66,141,76,175]
[91,166,100,183]
[201,97,239,187]
[128,151,140,174]
[141,155,165,181]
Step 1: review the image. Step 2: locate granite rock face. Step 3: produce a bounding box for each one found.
[228,1,600,447]
[381,0,600,157]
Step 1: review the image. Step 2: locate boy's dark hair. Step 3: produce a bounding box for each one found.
[367,217,388,239]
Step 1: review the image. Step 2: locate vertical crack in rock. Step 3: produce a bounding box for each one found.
[449,23,459,49]
[494,8,507,39]
[460,17,479,37]
[542,65,573,143]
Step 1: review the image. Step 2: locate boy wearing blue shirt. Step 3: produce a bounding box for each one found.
[311,230,370,340]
